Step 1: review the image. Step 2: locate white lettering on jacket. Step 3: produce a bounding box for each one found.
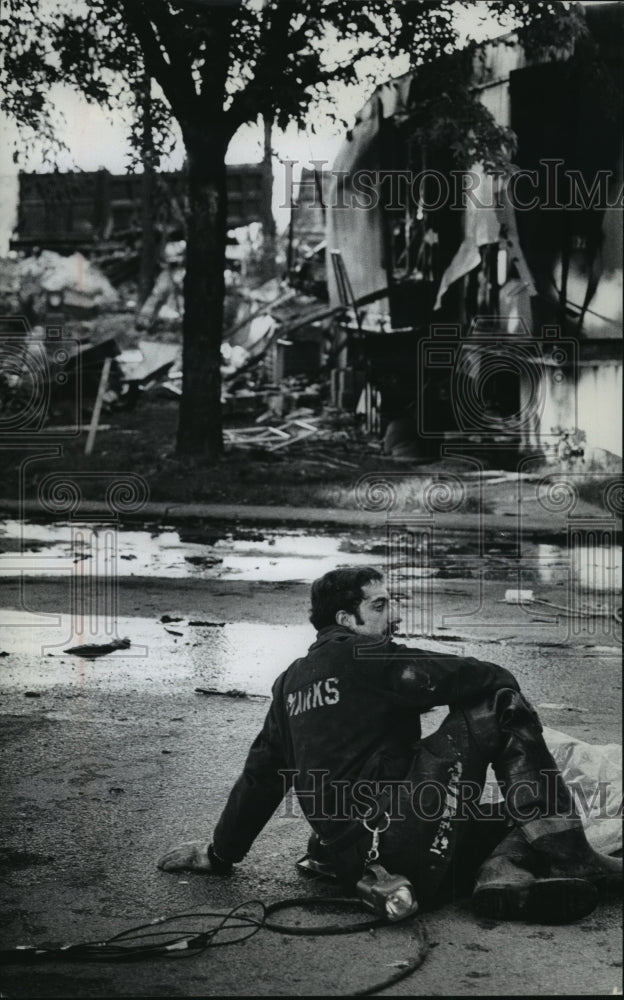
[286,677,340,717]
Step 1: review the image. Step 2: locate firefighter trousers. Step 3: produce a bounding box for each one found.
[330,688,576,907]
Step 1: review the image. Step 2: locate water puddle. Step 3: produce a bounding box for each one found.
[0,610,312,696]
[0,520,620,591]
[0,522,381,582]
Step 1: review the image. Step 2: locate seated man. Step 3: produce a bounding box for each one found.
[158,567,620,922]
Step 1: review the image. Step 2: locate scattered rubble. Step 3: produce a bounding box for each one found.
[195,687,248,699]
[64,637,131,658]
[116,341,180,385]
[184,555,223,567]
[0,242,378,471]
[222,407,369,463]
[0,242,355,464]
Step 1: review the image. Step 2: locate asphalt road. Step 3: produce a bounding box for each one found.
[0,525,621,997]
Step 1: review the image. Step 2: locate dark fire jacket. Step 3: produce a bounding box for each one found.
[212,625,519,863]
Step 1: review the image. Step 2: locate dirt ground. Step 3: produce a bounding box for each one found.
[0,395,377,508]
[0,548,621,997]
[0,392,615,512]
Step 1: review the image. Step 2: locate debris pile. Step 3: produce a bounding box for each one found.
[18,251,119,319]
[0,238,375,466]
[116,340,182,405]
[223,413,322,451]
[223,406,369,467]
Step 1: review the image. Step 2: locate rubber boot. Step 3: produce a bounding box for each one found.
[525,826,622,895]
[465,689,621,901]
[296,831,338,880]
[472,828,598,923]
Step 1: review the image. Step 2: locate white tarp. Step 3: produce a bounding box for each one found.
[543,726,622,855]
[482,726,622,856]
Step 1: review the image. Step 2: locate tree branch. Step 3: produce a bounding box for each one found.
[224,1,297,136]
[141,0,199,104]
[197,1,241,114]
[118,0,194,121]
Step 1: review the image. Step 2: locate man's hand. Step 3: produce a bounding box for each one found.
[157,840,213,873]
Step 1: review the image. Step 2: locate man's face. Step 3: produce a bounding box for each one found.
[340,579,399,638]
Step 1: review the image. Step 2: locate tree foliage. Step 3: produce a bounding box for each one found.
[0,0,589,457]
[1,1,589,159]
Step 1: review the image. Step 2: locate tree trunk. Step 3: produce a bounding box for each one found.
[261,113,276,281]
[138,73,157,307]
[176,127,228,458]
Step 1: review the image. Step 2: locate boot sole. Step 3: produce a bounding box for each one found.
[591,873,623,897]
[473,877,598,924]
[296,854,338,881]
[549,868,622,897]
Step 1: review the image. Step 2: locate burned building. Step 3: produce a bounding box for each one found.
[324,3,622,466]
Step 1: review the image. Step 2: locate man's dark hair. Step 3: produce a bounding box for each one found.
[309,566,383,630]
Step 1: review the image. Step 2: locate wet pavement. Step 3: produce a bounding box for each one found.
[0,515,621,997]
[0,518,620,703]
[1,518,621,590]
[0,611,310,697]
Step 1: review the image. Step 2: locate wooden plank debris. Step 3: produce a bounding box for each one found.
[84,356,112,456]
[224,414,327,450]
[267,427,319,452]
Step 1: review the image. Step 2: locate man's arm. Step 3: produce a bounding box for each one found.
[356,636,520,710]
[158,695,290,873]
[211,702,289,864]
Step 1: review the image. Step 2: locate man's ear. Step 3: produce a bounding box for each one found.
[335,610,352,628]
